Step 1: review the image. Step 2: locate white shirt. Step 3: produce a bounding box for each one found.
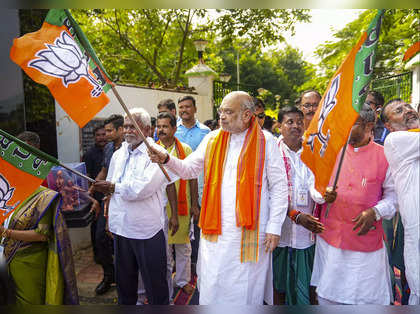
[107,139,171,239]
[165,128,288,304]
[384,130,420,302]
[277,139,317,249]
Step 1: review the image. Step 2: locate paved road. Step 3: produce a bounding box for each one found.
[73,246,118,304]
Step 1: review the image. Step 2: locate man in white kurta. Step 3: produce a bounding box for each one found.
[274,106,325,305]
[382,99,420,304]
[149,91,288,305]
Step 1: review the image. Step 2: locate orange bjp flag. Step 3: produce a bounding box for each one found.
[0,129,59,226]
[301,10,385,194]
[10,9,112,128]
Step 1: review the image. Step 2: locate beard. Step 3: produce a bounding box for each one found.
[405,112,420,129]
[125,134,141,145]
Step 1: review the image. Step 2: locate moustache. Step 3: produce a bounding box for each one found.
[124,134,138,141]
[405,112,418,122]
[158,132,166,136]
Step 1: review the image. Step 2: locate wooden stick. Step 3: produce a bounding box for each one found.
[111,85,171,181]
[71,29,171,182]
[324,135,351,218]
[58,162,96,183]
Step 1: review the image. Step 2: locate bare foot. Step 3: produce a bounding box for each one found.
[182,283,194,295]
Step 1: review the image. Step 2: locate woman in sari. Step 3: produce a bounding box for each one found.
[0,186,79,305]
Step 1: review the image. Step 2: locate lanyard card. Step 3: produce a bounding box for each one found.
[296,186,309,207]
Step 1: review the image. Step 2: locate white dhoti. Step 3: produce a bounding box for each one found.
[197,228,273,305]
[311,236,392,305]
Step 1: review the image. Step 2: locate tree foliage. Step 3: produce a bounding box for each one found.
[303,9,419,93]
[70,9,310,87]
[208,39,315,109]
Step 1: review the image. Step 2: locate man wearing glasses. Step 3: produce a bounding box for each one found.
[299,90,322,131]
[253,97,266,128]
[365,91,389,145]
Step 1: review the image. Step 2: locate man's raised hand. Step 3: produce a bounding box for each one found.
[148,144,169,164]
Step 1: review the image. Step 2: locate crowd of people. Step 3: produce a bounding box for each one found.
[0,90,419,306]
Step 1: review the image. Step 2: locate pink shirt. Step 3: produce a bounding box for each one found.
[320,141,391,252]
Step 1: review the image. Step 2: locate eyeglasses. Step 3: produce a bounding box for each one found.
[254,113,265,119]
[302,103,318,109]
[217,108,234,116]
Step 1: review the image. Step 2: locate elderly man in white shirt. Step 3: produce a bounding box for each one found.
[148,91,288,305]
[93,108,173,305]
[381,99,420,305]
[274,106,325,305]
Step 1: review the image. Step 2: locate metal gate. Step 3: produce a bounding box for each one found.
[213,81,259,109]
[370,72,413,103]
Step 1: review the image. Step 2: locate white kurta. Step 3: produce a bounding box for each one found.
[165,129,288,304]
[384,130,420,304]
[277,140,318,249]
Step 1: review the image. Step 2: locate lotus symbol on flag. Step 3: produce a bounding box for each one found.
[28,31,103,97]
[306,74,341,157]
[0,174,19,215]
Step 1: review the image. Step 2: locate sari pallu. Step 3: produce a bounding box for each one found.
[3,186,78,305]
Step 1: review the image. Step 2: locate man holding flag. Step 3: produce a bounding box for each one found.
[148,91,288,305]
[310,105,397,305]
[299,9,396,305]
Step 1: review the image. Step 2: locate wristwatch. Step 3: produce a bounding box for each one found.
[109,183,115,195]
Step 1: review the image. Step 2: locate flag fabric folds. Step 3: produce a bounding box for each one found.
[301,10,385,194]
[0,129,58,225]
[10,9,112,128]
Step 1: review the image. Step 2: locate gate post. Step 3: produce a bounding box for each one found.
[185,63,217,121]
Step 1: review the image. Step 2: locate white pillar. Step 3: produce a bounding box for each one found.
[411,64,420,110]
[405,53,420,111]
[186,63,217,122]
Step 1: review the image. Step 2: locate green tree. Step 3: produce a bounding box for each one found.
[209,40,315,109]
[304,9,419,93]
[70,9,310,87]
[18,9,57,156]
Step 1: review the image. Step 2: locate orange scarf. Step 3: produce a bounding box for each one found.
[200,117,266,262]
[158,138,188,216]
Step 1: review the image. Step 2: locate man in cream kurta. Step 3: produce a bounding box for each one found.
[382,99,420,304]
[149,91,288,305]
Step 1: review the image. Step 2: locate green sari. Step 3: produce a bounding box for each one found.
[3,186,78,305]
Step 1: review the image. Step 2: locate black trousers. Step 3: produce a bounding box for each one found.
[95,204,114,278]
[114,230,169,305]
[191,221,200,266]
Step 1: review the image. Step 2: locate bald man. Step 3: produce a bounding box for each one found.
[149,91,288,305]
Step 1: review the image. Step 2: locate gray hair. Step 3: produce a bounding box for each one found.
[359,104,376,123]
[126,107,151,127]
[223,91,255,113]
